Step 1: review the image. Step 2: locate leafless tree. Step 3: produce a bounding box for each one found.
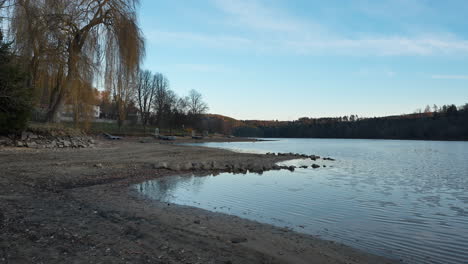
[153,73,170,126]
[187,89,208,115]
[135,69,156,131]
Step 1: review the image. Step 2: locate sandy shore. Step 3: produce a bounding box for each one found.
[0,137,396,263]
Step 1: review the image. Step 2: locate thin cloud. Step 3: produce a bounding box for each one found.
[212,0,321,34]
[210,0,468,56]
[172,63,233,73]
[432,75,468,80]
[145,1,468,57]
[146,30,252,49]
[286,36,468,56]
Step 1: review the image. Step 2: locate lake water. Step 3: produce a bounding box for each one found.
[134,139,468,264]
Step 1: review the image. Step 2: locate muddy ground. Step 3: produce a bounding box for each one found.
[0,137,397,264]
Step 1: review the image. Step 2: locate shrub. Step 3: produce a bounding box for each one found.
[0,32,32,134]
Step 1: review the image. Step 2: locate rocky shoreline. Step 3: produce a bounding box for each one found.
[0,137,396,264]
[0,131,95,149]
[152,152,333,174]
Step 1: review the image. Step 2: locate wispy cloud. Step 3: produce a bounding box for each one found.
[285,36,468,56]
[146,30,252,49]
[146,0,468,57]
[172,63,233,73]
[431,75,468,80]
[210,0,468,56]
[212,0,322,34]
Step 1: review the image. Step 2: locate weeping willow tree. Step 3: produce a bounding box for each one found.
[5,0,144,123]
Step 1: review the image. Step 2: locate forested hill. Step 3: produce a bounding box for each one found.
[231,104,468,141]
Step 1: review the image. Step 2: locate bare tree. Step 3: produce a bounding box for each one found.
[135,69,156,131]
[424,105,431,113]
[153,73,170,126]
[187,89,208,116]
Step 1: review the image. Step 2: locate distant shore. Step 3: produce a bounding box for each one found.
[0,137,396,263]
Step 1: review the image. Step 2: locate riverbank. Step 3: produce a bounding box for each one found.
[0,137,396,263]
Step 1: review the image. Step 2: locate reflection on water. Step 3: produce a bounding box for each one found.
[135,138,468,264]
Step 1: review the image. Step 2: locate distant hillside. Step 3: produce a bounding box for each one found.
[225,103,468,141]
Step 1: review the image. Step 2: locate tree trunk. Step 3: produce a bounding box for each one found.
[46,88,65,123]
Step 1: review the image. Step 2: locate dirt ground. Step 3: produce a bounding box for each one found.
[0,137,397,264]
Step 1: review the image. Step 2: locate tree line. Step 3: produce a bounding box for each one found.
[132,70,208,132]
[0,0,208,133]
[233,104,468,141]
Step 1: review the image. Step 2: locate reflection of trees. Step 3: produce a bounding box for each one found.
[135,173,209,202]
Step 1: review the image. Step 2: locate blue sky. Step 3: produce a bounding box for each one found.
[139,0,468,120]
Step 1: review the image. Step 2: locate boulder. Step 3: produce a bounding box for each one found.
[168,164,181,171]
[153,162,168,169]
[191,162,201,170]
[249,164,264,173]
[26,141,37,148]
[180,162,193,171]
[20,131,28,140]
[311,164,320,169]
[211,161,225,170]
[262,164,272,171]
[309,155,320,161]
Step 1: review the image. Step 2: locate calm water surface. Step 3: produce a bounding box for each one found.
[135,139,468,264]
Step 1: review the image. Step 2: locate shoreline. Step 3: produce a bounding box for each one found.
[233,136,468,143]
[0,137,396,263]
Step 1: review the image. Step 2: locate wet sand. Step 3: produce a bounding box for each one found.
[0,137,396,263]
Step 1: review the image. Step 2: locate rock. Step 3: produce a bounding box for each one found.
[0,137,10,146]
[26,141,37,148]
[21,131,28,140]
[323,157,335,161]
[272,165,281,170]
[309,155,320,161]
[230,237,247,244]
[16,141,24,147]
[94,163,103,168]
[180,162,193,171]
[249,164,264,173]
[191,162,201,170]
[200,161,211,170]
[287,166,295,172]
[153,162,168,169]
[300,165,308,169]
[193,220,200,224]
[311,164,320,169]
[168,164,181,171]
[29,133,38,139]
[212,161,225,170]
